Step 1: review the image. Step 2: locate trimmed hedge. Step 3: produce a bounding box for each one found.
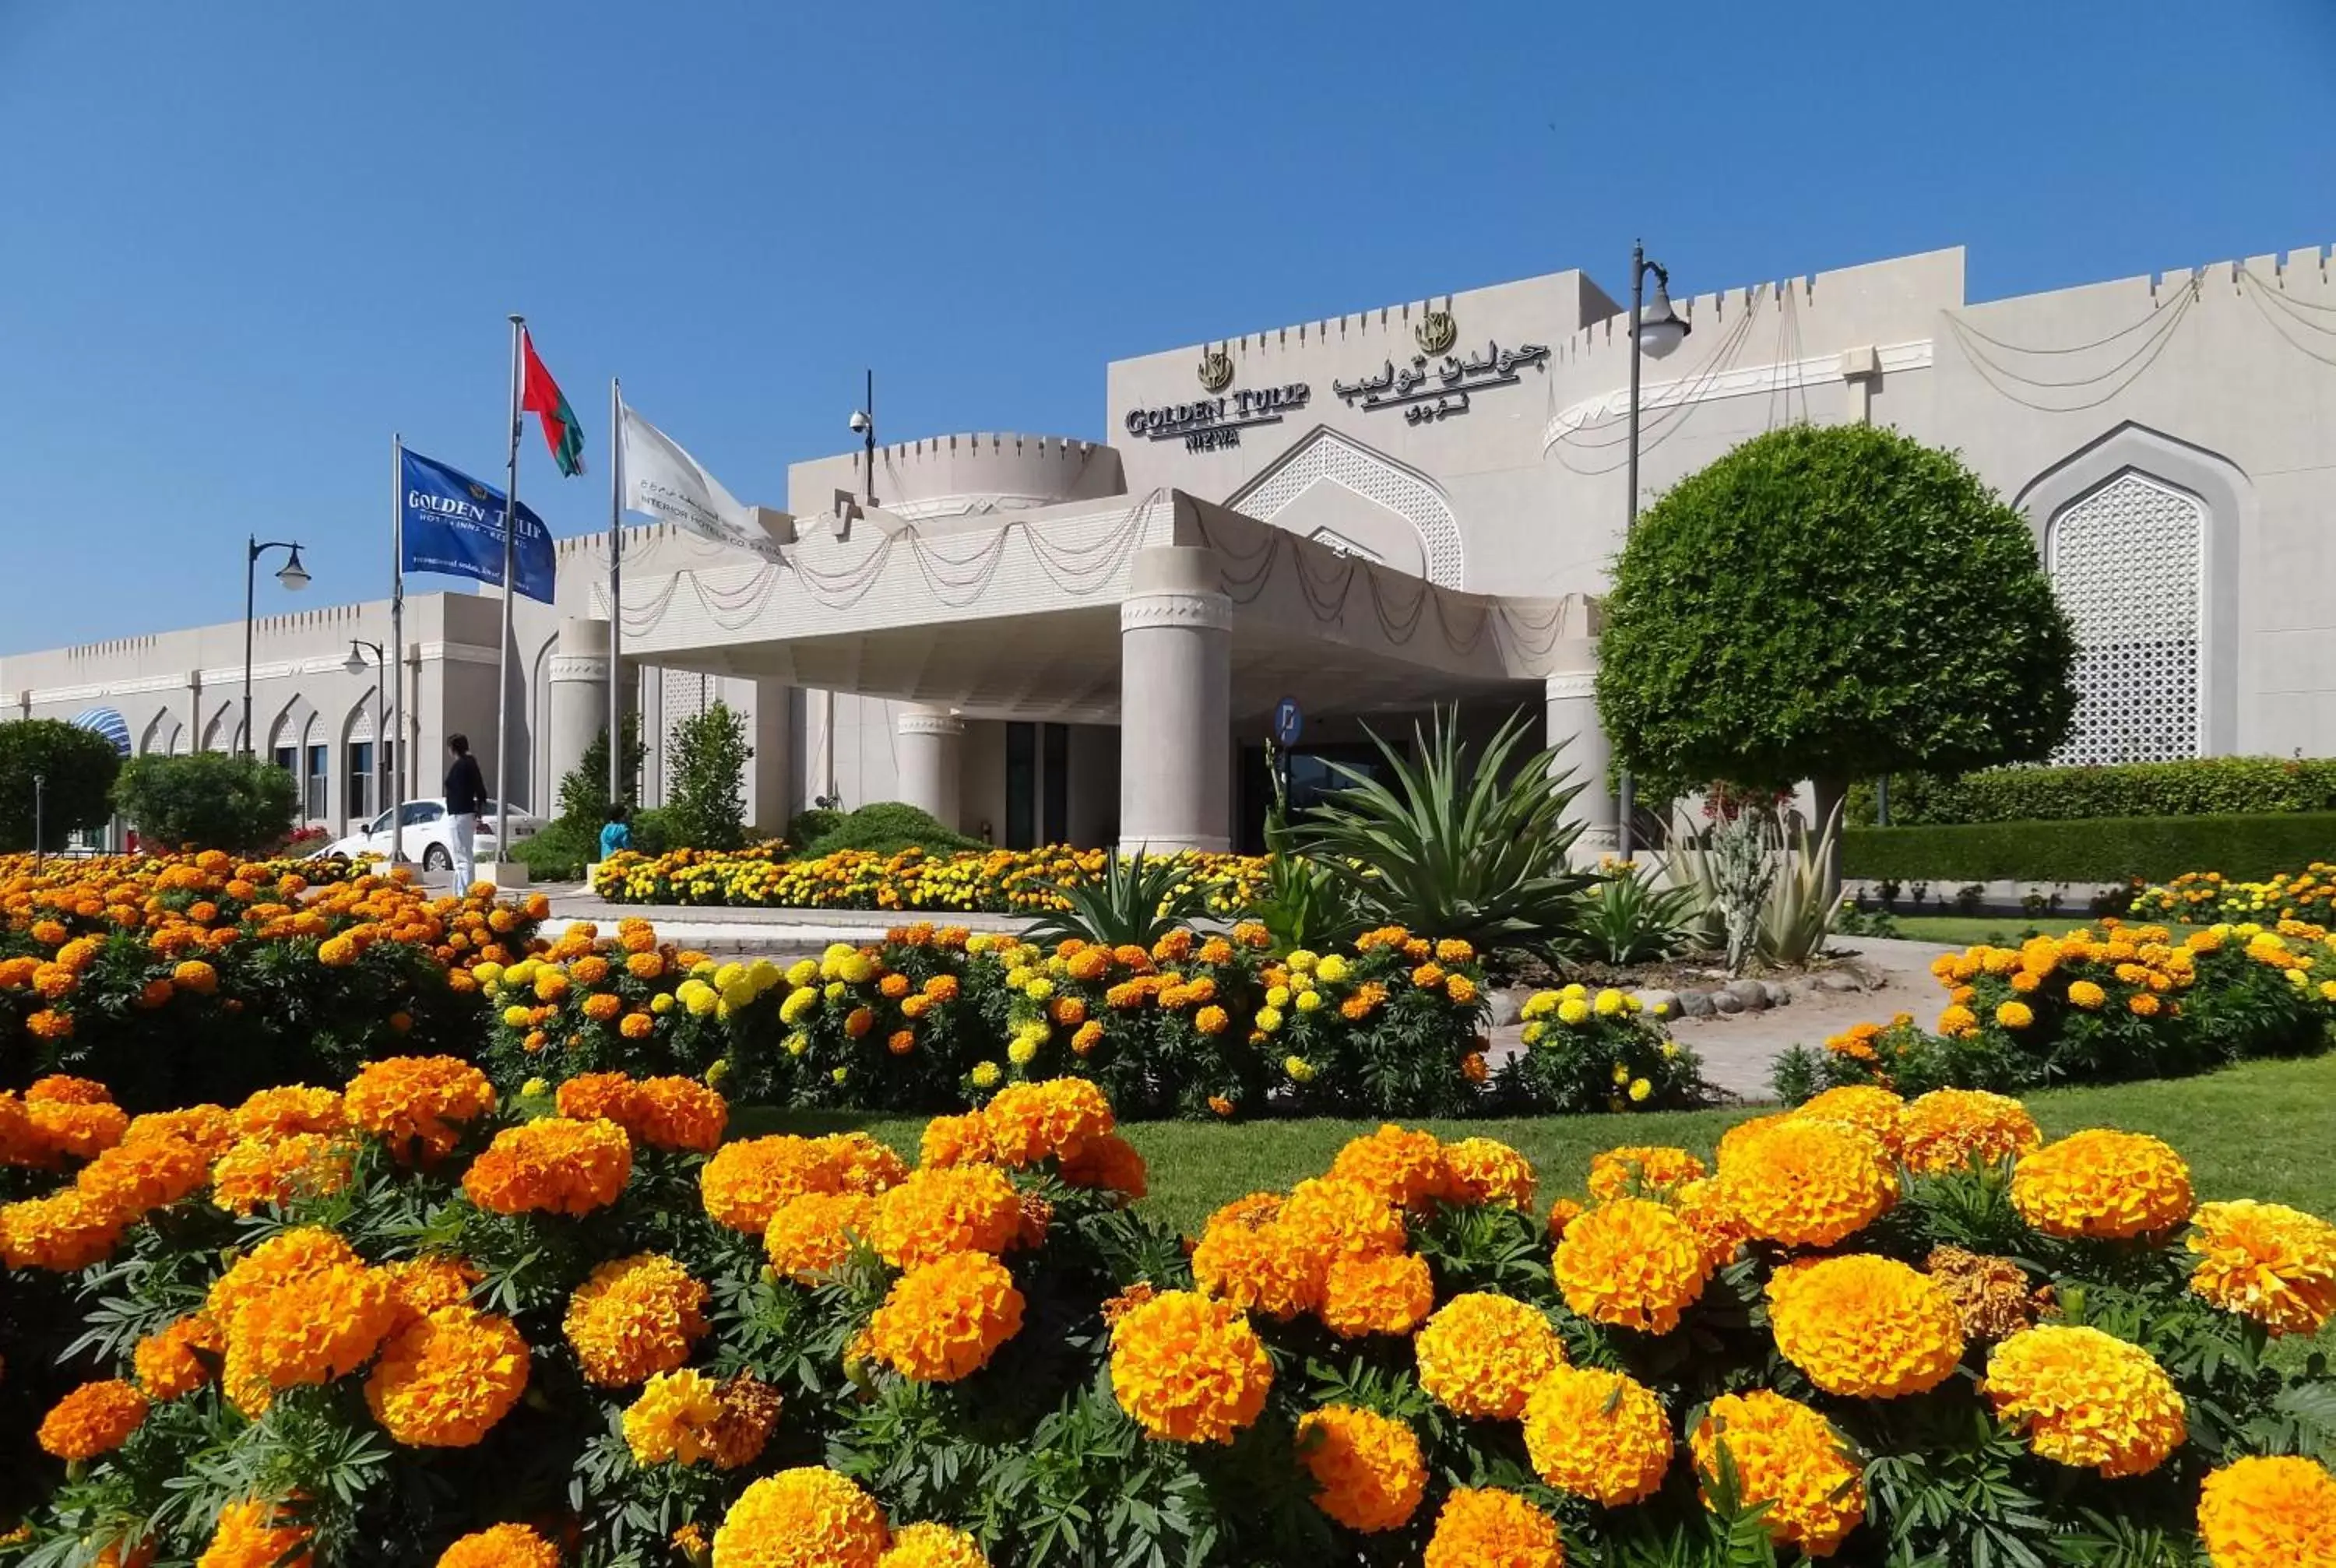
[1852,755,2336,826]
[1845,811,2336,884]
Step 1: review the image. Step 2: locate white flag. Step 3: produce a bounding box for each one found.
[620,404,786,564]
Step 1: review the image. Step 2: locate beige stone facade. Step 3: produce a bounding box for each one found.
[9,240,2334,856]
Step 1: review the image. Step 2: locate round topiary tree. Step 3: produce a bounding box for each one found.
[1596,423,2077,835]
[0,719,124,850]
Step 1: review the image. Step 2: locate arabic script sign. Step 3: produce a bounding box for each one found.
[1123,383,1311,445]
[1332,341,1550,425]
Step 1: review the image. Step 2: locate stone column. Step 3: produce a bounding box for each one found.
[1119,544,1232,855]
[545,618,612,808]
[748,678,794,835]
[895,705,964,831]
[1546,594,1618,862]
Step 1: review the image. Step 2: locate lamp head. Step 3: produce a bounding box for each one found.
[342,642,367,677]
[1635,276,1690,360]
[849,410,871,436]
[276,546,311,591]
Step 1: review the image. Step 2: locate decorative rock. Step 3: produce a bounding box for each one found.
[1485,988,1525,1028]
[1723,978,1770,1011]
[1634,988,1682,1021]
[1761,980,1792,1007]
[1710,989,1743,1015]
[1680,990,1717,1018]
[1811,969,1870,994]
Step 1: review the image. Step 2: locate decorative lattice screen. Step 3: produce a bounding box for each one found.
[2049,473,2204,765]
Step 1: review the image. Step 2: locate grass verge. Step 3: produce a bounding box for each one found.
[737,1054,2336,1236]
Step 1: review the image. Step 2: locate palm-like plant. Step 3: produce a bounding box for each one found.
[1023,849,1208,947]
[1294,708,1595,955]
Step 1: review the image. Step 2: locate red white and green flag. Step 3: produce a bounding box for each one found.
[520,329,586,476]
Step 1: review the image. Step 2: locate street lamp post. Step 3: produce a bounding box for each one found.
[1616,241,1690,860]
[241,536,311,760]
[850,371,876,505]
[343,638,397,860]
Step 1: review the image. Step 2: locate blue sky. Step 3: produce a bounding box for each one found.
[3,0,2331,653]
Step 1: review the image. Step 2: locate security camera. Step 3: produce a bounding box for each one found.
[849,410,871,434]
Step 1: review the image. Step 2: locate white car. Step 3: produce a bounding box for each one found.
[318,798,544,874]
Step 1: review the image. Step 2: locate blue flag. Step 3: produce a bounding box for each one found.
[399,448,557,603]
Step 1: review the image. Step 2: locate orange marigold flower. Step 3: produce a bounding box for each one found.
[1059,1131,1148,1199]
[874,1522,986,1568]
[77,1132,212,1219]
[815,1131,910,1194]
[209,1134,354,1216]
[1191,1193,1316,1319]
[37,1378,148,1459]
[872,1165,1023,1268]
[1421,1488,1564,1568]
[1414,1292,1564,1420]
[220,1260,399,1414]
[1442,1137,1535,1209]
[1,1187,129,1271]
[1328,1124,1451,1209]
[2011,1129,2193,1239]
[27,1096,129,1161]
[1523,1364,1672,1506]
[382,1256,484,1327]
[1690,1390,1866,1558]
[1898,1088,2041,1175]
[196,1499,312,1568]
[982,1078,1114,1166]
[713,1468,889,1568]
[2186,1198,2336,1336]
[1586,1144,1707,1201]
[463,1117,633,1216]
[1985,1324,2186,1477]
[1320,1250,1434,1338]
[1766,1253,1966,1397]
[1552,1196,1709,1334]
[135,1313,224,1399]
[1295,1405,1425,1533]
[1107,1289,1272,1443]
[765,1191,879,1282]
[869,1250,1026,1382]
[563,1253,710,1387]
[917,1113,994,1169]
[1789,1085,1907,1158]
[1716,1117,1894,1247]
[364,1305,530,1447]
[344,1056,496,1162]
[699,1136,845,1234]
[2196,1454,2336,1568]
[435,1522,560,1568]
[204,1227,359,1323]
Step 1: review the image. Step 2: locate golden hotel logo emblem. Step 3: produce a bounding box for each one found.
[1415,308,1458,356]
[1196,346,1234,393]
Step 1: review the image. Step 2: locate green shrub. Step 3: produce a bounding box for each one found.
[0,719,122,850]
[1845,812,2336,884]
[1852,756,2336,826]
[111,752,297,853]
[511,809,674,881]
[663,700,752,849]
[556,717,648,824]
[783,807,843,849]
[805,801,980,858]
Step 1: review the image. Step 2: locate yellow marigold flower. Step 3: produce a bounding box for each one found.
[1421,1488,1564,1568]
[135,1313,224,1399]
[870,1251,1026,1382]
[1985,1324,2186,1476]
[1555,996,1592,1025]
[969,1060,1002,1089]
[37,1378,147,1459]
[764,1191,879,1282]
[436,1523,560,1568]
[221,1260,399,1413]
[563,1253,710,1387]
[1282,1054,1315,1083]
[2067,979,2106,1009]
[1441,1137,1536,1210]
[1790,1085,1907,1157]
[713,1468,889,1568]
[1413,1292,1564,1419]
[624,1366,726,1466]
[874,1522,987,1568]
[1994,999,2034,1029]
[344,1056,496,1163]
[1586,1144,1707,1201]
[1329,1123,1452,1208]
[1690,1390,1866,1558]
[1552,1196,1709,1334]
[872,1165,1023,1269]
[210,1134,354,1216]
[1108,1289,1272,1443]
[2196,1454,2336,1568]
[1718,1117,1894,1247]
[1898,1088,2042,1175]
[1523,1364,1671,1506]
[197,1498,313,1568]
[2011,1130,2194,1239]
[364,1305,529,1447]
[231,1085,346,1141]
[1295,1405,1426,1533]
[2186,1198,2336,1336]
[463,1116,632,1216]
[1766,1254,1965,1397]
[1320,1250,1434,1338]
[982,1078,1113,1167]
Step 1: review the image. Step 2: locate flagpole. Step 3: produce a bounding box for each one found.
[390,434,406,863]
[493,313,524,886]
[608,376,623,809]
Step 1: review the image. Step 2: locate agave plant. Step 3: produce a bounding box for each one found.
[1758,796,1849,965]
[1293,708,1595,955]
[1660,798,1849,971]
[1567,861,1701,966]
[1023,849,1208,947]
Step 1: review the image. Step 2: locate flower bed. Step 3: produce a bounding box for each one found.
[479,921,1710,1122]
[589,843,1268,916]
[1,853,546,1109]
[4,1067,2334,1565]
[1785,919,2332,1101]
[2134,862,2336,924]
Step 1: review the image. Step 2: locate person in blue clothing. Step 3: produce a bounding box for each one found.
[599,803,634,861]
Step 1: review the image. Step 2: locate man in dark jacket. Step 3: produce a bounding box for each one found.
[444,733,487,892]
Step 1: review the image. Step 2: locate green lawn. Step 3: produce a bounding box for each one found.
[1878,913,2194,946]
[738,1054,2336,1236]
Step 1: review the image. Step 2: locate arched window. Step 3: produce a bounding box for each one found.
[2047,473,2204,765]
